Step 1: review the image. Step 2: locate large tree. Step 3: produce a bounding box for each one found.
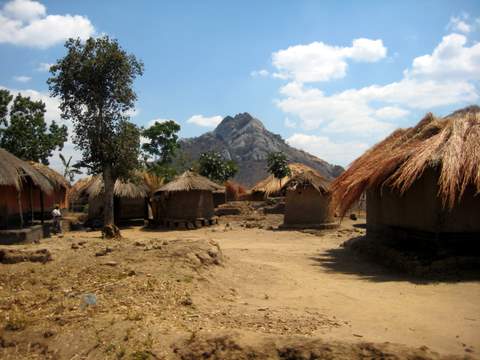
[142,120,181,181]
[266,151,291,183]
[198,151,238,184]
[48,36,143,237]
[0,90,68,164]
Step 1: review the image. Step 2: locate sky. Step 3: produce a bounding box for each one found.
[0,0,479,175]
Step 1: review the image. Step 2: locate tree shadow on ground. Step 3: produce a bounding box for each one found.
[310,236,480,284]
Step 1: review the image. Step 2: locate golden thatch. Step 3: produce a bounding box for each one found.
[331,106,480,216]
[71,172,163,201]
[155,171,221,194]
[0,148,53,194]
[29,161,70,190]
[250,163,320,196]
[285,169,331,195]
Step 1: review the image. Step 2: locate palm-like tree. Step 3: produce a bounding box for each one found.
[59,154,83,182]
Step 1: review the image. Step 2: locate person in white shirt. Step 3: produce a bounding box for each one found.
[52,204,62,235]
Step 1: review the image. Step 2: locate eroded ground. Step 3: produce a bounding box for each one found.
[0,214,479,359]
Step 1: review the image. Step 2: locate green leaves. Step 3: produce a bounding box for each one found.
[0,91,68,164]
[267,152,291,180]
[142,120,180,164]
[198,151,238,184]
[48,36,143,177]
[59,154,83,182]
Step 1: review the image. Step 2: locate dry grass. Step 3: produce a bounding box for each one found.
[250,163,323,196]
[155,171,222,194]
[0,148,53,193]
[29,161,70,190]
[331,106,480,216]
[285,168,331,194]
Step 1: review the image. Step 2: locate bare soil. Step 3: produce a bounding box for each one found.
[0,214,478,359]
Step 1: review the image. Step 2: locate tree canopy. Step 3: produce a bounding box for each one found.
[48,36,143,236]
[0,90,68,164]
[198,151,238,183]
[267,151,291,180]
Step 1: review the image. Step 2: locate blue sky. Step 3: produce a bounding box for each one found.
[0,0,479,173]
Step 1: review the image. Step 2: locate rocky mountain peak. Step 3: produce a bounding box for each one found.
[179,113,343,186]
[214,112,265,140]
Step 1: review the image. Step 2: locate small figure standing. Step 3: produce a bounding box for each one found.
[52,204,62,235]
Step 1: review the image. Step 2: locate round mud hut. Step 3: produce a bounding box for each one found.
[0,148,54,243]
[152,171,219,229]
[250,163,323,200]
[331,106,480,254]
[282,170,337,229]
[29,161,70,211]
[84,174,153,224]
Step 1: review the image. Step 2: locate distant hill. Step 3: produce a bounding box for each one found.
[179,113,344,187]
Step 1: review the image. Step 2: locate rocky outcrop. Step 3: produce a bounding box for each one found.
[179,113,343,187]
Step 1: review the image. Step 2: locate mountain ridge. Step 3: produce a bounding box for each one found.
[179,113,344,187]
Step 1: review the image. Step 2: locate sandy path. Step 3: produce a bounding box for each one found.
[197,224,480,357]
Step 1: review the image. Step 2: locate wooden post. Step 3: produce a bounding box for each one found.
[17,191,24,228]
[29,186,34,223]
[40,191,45,224]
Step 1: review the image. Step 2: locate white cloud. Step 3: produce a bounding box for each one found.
[374,106,409,119]
[287,133,369,166]
[272,38,387,83]
[3,0,45,22]
[275,31,479,135]
[0,0,95,48]
[284,117,296,128]
[447,15,472,34]
[406,33,480,81]
[124,107,140,118]
[250,69,269,77]
[13,75,31,82]
[187,114,222,128]
[36,62,52,72]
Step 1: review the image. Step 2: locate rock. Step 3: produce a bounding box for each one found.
[95,247,113,257]
[0,249,51,264]
[349,213,357,221]
[104,261,118,267]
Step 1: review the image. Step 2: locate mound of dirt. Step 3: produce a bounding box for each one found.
[0,248,51,264]
[173,332,461,360]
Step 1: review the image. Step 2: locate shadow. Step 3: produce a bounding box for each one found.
[310,236,480,284]
[352,223,367,229]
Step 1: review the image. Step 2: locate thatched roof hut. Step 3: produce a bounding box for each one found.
[28,162,70,210]
[0,148,53,194]
[79,173,161,221]
[250,163,319,199]
[0,148,54,228]
[152,171,219,226]
[281,168,337,228]
[331,106,480,246]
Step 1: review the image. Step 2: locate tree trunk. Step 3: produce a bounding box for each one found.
[102,165,120,238]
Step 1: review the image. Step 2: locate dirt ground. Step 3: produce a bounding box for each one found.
[0,213,479,359]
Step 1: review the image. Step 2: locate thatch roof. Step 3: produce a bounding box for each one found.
[0,148,53,194]
[250,163,320,196]
[29,161,70,190]
[69,176,94,201]
[86,175,150,200]
[155,171,221,194]
[285,170,331,195]
[331,106,480,216]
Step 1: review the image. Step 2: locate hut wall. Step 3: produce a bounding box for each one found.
[118,197,146,219]
[155,190,214,221]
[284,187,333,225]
[213,191,226,208]
[366,167,480,240]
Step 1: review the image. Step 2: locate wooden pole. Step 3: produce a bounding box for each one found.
[40,191,45,224]
[29,186,34,223]
[17,191,24,228]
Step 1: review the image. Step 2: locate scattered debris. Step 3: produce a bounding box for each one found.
[0,248,51,264]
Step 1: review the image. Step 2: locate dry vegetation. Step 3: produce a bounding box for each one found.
[0,211,478,359]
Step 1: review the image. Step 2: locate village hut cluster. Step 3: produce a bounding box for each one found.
[1,106,479,260]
